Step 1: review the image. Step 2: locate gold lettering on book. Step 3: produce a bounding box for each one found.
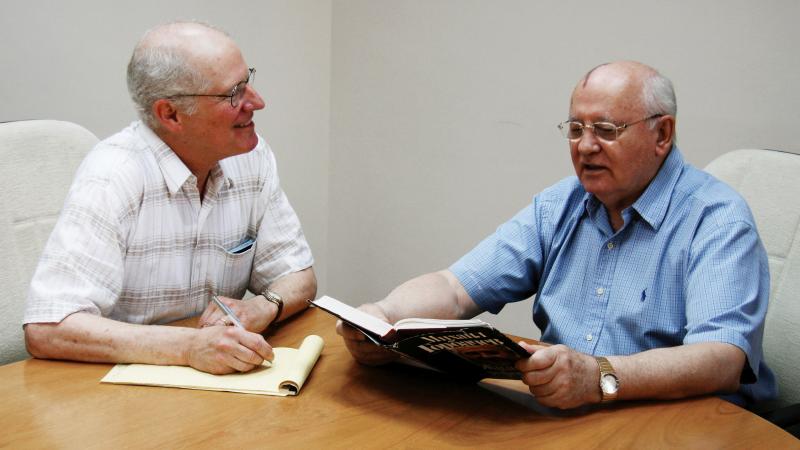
[419,331,488,343]
[417,338,506,354]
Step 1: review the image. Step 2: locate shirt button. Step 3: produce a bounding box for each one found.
[586,334,593,341]
[607,242,615,250]
[596,287,605,296]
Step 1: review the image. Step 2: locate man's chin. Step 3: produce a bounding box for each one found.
[237,134,260,153]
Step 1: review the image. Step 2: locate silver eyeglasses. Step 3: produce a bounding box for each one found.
[167,68,256,108]
[558,114,663,141]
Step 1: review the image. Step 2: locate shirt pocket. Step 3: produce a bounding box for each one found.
[216,239,256,299]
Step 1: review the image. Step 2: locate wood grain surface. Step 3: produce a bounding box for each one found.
[2,308,797,449]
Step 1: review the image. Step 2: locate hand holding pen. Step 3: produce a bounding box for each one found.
[211,295,244,328]
[190,294,273,374]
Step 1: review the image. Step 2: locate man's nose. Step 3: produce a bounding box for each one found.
[242,84,266,111]
[576,128,601,154]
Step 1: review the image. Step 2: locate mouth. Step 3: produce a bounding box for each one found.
[582,163,606,173]
[234,120,254,129]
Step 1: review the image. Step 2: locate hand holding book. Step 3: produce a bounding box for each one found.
[334,302,402,367]
[314,296,531,381]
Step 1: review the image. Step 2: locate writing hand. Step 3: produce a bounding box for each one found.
[186,325,273,375]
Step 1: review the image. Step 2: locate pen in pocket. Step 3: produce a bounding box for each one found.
[228,237,255,254]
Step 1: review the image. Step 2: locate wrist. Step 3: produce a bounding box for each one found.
[371,302,393,323]
[594,356,620,403]
[260,289,284,325]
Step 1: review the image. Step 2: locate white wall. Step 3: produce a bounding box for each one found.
[327,0,800,336]
[0,0,332,292]
[2,1,799,340]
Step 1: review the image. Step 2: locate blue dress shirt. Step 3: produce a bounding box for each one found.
[450,147,776,404]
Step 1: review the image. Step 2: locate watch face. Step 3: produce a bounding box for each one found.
[601,374,619,394]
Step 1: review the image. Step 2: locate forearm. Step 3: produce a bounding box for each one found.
[375,270,482,322]
[24,312,196,366]
[609,342,745,401]
[265,267,317,322]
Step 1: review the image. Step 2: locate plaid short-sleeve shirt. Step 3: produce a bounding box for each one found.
[25,121,313,325]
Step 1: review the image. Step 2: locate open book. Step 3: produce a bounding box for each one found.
[101,335,324,396]
[311,296,529,380]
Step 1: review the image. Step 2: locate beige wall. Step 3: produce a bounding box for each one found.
[0,0,332,292]
[327,0,800,336]
[2,1,799,338]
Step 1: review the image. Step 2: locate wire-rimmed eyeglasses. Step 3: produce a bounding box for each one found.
[557,114,663,141]
[166,68,256,108]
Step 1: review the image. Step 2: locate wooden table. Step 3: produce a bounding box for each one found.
[2,308,797,449]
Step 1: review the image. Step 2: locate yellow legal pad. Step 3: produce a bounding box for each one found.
[101,335,324,396]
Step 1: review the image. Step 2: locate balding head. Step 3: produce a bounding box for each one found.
[127,21,239,129]
[573,61,676,121]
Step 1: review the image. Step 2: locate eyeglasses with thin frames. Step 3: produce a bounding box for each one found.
[166,68,256,108]
[557,114,664,141]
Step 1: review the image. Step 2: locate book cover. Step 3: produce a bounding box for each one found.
[101,335,324,396]
[311,296,529,381]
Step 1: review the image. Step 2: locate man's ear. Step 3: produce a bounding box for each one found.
[655,115,675,156]
[152,99,182,132]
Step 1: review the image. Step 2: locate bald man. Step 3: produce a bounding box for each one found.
[337,61,776,409]
[24,21,316,374]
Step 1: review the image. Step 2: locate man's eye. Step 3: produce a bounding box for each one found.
[594,123,616,133]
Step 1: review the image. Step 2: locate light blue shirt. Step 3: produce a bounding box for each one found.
[450,147,776,405]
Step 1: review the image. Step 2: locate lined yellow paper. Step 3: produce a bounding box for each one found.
[101,335,324,396]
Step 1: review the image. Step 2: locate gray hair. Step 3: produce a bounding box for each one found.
[580,62,678,127]
[126,21,226,129]
[641,70,677,128]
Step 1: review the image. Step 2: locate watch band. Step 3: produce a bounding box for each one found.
[595,356,619,403]
[261,289,284,324]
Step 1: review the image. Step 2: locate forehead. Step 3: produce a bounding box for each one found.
[569,68,643,120]
[180,31,248,89]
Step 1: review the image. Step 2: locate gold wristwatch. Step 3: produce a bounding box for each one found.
[261,289,284,323]
[595,356,619,403]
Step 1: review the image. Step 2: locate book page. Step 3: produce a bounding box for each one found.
[312,296,394,337]
[101,335,324,396]
[393,317,490,330]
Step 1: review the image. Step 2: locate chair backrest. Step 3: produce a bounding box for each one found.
[0,120,98,365]
[705,148,800,407]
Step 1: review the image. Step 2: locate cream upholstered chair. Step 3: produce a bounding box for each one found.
[0,120,97,364]
[705,148,800,434]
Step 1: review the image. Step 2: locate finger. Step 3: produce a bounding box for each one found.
[232,343,265,368]
[198,302,220,327]
[203,311,225,327]
[237,330,274,362]
[517,346,558,371]
[529,378,561,398]
[518,341,546,353]
[520,363,558,388]
[347,340,395,364]
[336,321,366,341]
[225,352,260,373]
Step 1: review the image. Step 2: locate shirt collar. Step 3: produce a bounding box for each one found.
[582,146,685,231]
[134,121,233,195]
[630,146,685,230]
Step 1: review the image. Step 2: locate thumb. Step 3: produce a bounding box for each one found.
[518,341,547,353]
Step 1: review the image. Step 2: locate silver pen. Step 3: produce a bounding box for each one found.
[212,295,244,328]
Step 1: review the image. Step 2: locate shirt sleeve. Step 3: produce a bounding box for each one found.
[24,157,129,324]
[449,200,544,314]
[248,144,314,292]
[683,216,770,384]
